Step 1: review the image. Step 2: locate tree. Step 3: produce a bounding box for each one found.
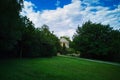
[72,21,119,61]
[0,0,60,58]
[0,0,23,58]
[39,24,61,57]
[18,22,60,58]
[18,17,36,57]
[108,30,120,62]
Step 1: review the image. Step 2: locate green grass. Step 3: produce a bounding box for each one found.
[0,56,120,80]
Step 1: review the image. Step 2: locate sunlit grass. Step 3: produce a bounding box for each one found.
[0,56,120,80]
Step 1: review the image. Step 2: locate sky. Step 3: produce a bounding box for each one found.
[21,0,120,39]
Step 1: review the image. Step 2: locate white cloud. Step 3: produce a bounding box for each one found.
[21,0,120,40]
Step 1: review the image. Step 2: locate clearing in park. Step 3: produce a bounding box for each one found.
[0,56,120,80]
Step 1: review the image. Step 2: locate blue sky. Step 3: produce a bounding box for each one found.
[21,0,120,39]
[25,0,71,10]
[25,0,120,10]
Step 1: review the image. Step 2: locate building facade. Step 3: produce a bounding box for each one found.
[60,37,69,48]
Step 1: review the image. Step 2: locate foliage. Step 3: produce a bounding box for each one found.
[108,30,120,62]
[0,0,60,58]
[37,24,61,57]
[18,19,60,58]
[72,21,120,62]
[0,0,23,57]
[66,48,76,54]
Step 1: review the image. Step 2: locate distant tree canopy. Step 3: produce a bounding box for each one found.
[0,0,60,58]
[72,21,120,62]
[18,21,61,57]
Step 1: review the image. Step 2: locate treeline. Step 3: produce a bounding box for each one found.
[0,0,61,58]
[72,21,120,62]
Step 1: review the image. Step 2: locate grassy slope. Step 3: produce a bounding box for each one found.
[0,56,120,80]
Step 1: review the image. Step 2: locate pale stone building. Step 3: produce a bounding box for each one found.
[60,37,69,48]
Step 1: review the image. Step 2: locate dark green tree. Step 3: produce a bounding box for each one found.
[18,17,36,57]
[108,29,120,62]
[72,21,118,61]
[18,22,60,58]
[0,0,23,57]
[39,24,61,57]
[0,0,61,58]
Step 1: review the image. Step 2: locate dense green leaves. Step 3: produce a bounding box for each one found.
[0,0,60,58]
[17,18,60,58]
[0,0,23,57]
[72,21,120,62]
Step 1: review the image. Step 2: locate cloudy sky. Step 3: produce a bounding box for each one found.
[21,0,120,39]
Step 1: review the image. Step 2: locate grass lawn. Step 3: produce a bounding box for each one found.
[0,56,120,80]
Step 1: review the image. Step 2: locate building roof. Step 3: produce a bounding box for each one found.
[60,38,69,43]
